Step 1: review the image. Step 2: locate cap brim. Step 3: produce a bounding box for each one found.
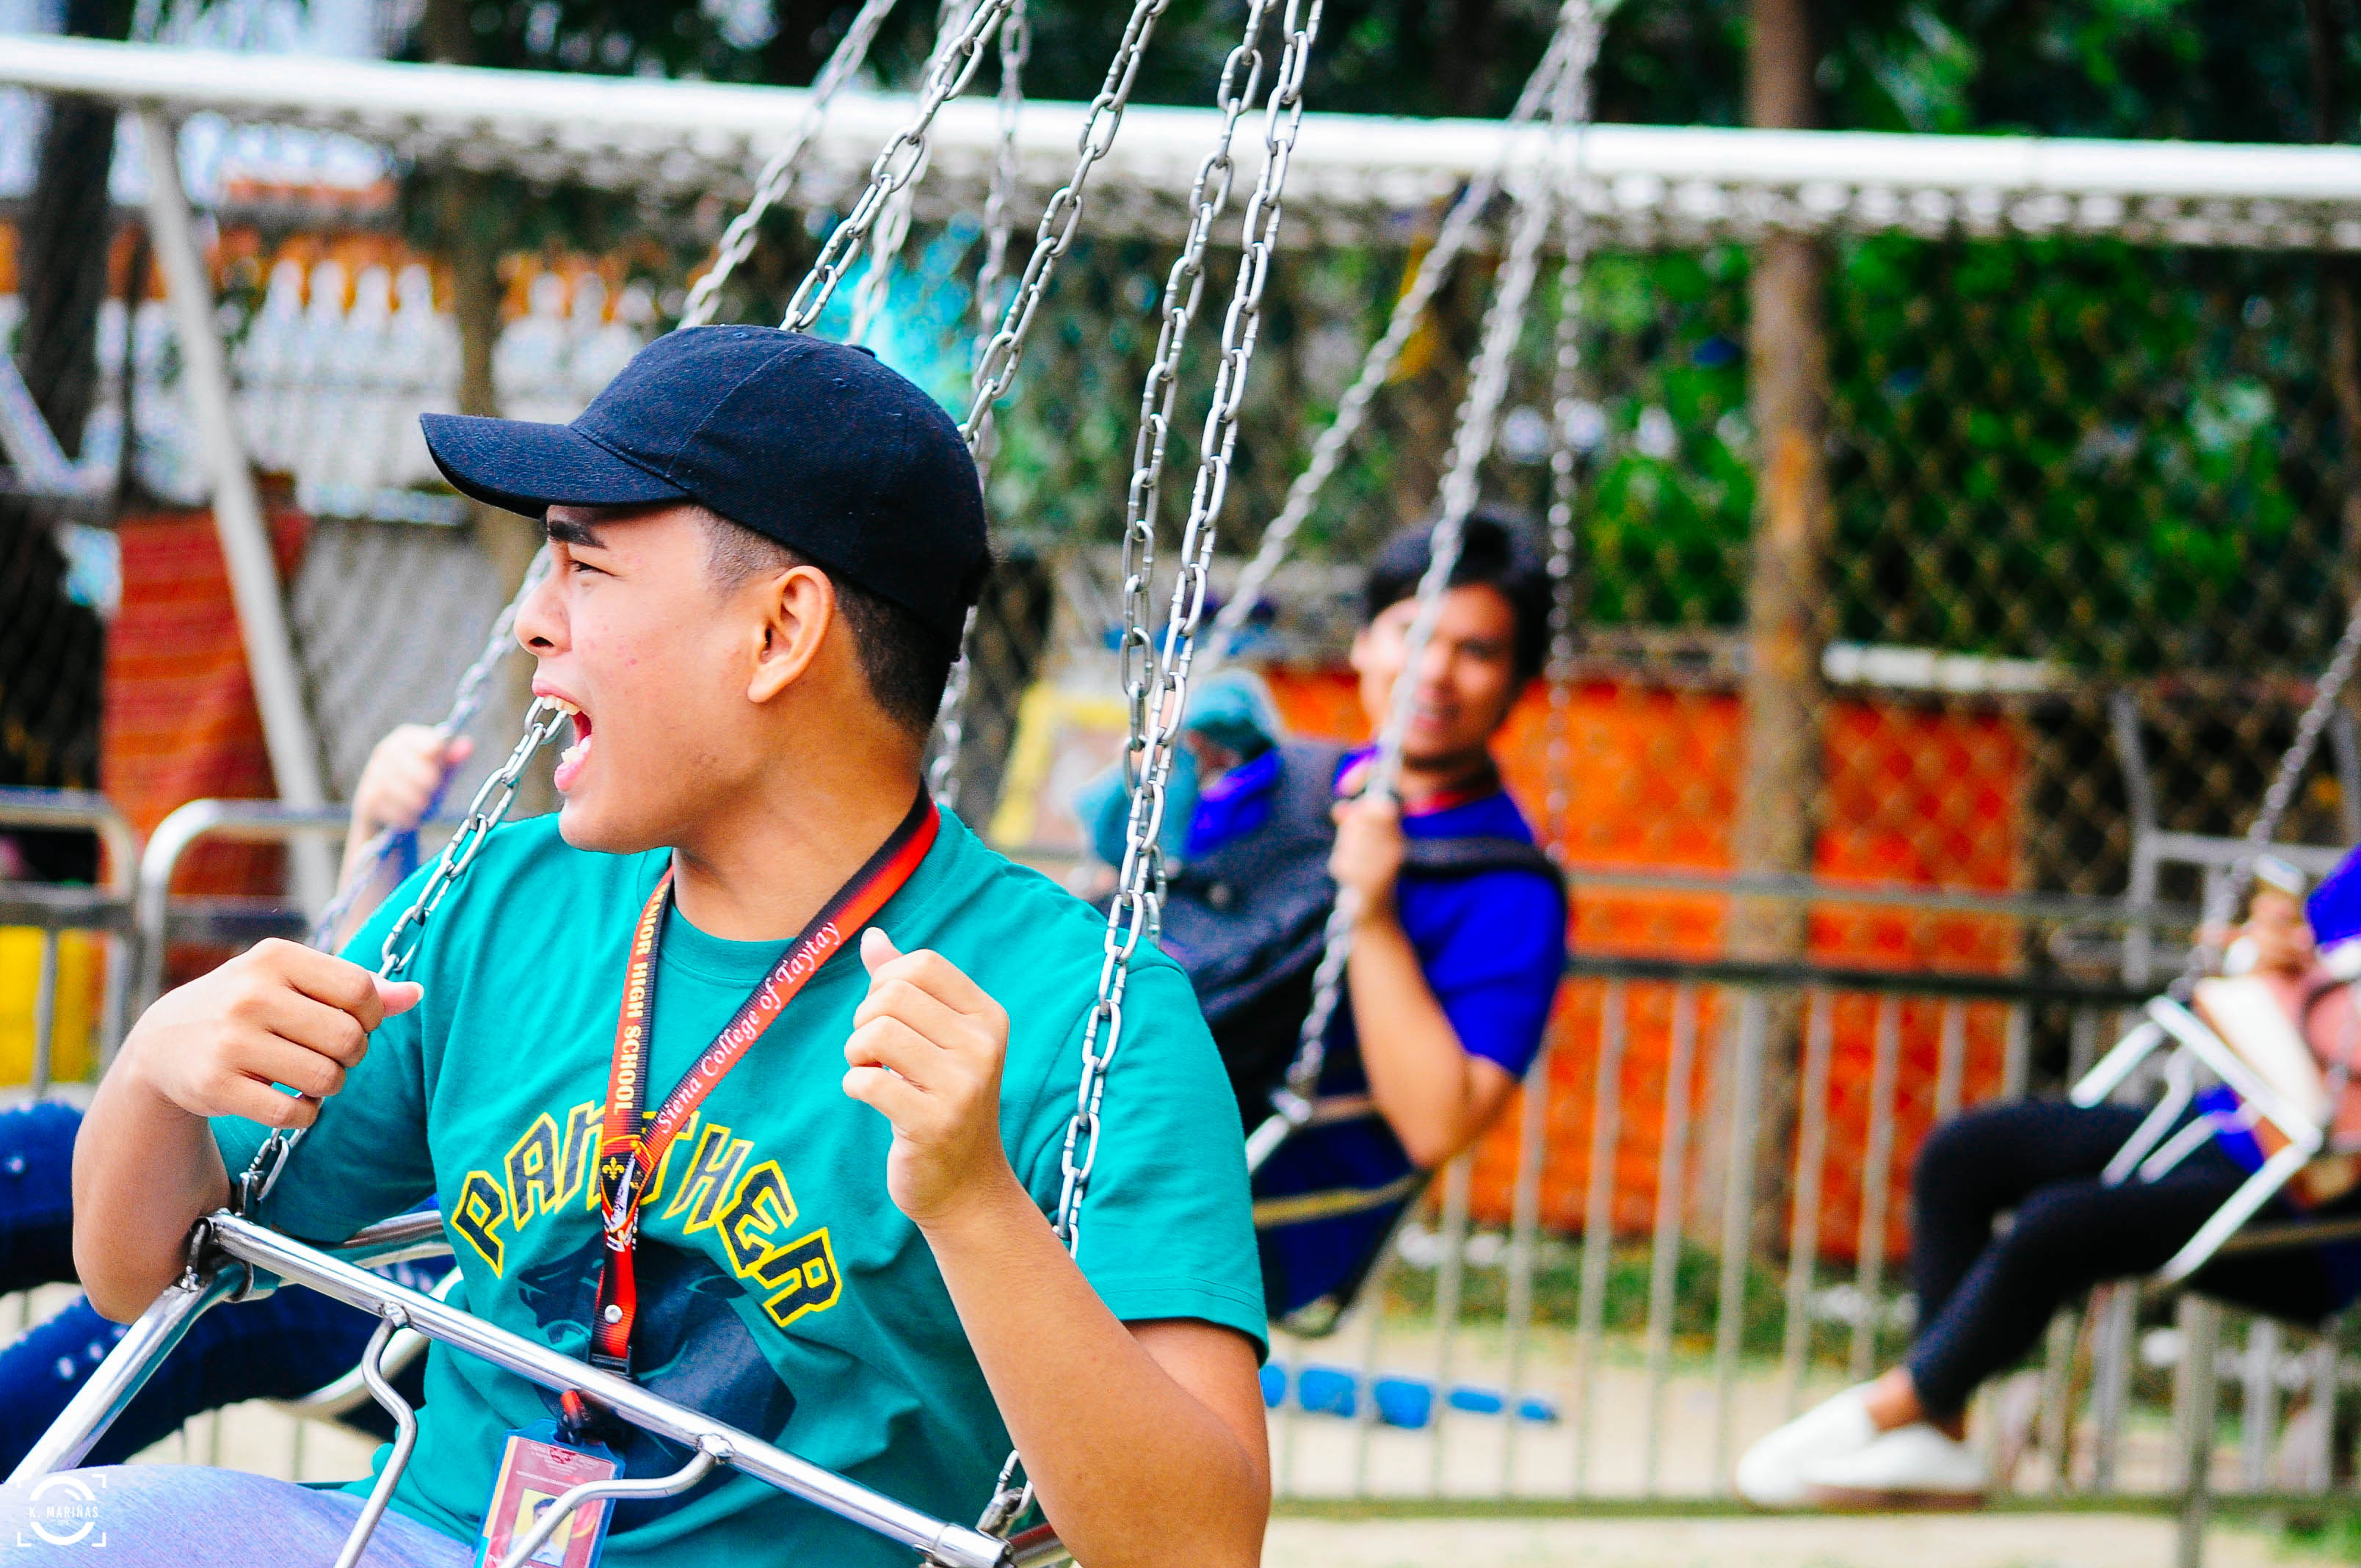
[421,413,689,518]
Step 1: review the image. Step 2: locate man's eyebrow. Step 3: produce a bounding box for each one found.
[543,515,603,548]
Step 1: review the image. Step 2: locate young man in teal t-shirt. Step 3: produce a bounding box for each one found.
[60,329,1269,1568]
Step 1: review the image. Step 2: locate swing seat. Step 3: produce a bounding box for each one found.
[16,1211,1031,1568]
[2072,974,2361,1283]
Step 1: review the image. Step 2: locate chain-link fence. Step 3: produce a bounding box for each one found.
[16,167,2361,1511]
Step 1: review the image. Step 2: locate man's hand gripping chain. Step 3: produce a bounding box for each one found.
[233,700,571,1215]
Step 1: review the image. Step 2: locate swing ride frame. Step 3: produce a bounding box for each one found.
[18,6,2361,1563]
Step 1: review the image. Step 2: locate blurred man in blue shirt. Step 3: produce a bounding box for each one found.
[1090,511,1569,1324]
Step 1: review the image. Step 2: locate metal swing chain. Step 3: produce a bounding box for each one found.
[1539,4,1601,854]
[849,0,971,346]
[932,0,1267,816]
[1244,11,1595,1170]
[974,0,1322,1536]
[924,0,1029,810]
[306,546,559,950]
[1200,1,1590,671]
[967,0,1030,453]
[2176,597,2361,994]
[240,694,573,1212]
[677,0,903,331]
[781,0,1015,334]
[957,0,1172,444]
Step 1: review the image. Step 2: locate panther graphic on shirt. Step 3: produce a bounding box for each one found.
[446,1100,843,1333]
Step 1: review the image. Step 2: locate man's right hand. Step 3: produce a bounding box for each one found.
[119,937,421,1129]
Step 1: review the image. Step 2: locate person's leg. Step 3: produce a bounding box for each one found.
[0,1285,391,1472]
[1907,1101,2154,1334]
[0,1465,469,1567]
[1904,1148,2249,1421]
[0,1102,84,1291]
[1857,1101,2158,1436]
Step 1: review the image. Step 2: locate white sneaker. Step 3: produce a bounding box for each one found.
[1802,1422,1988,1509]
[1734,1384,1879,1508]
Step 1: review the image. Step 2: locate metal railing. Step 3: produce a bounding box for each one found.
[0,787,140,1088]
[1263,947,2351,1551]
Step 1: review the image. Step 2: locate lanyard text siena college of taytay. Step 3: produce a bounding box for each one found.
[586,791,938,1376]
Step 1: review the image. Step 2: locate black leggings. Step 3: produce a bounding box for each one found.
[1904,1100,2351,1418]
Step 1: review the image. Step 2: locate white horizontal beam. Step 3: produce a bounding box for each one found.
[7,35,2361,249]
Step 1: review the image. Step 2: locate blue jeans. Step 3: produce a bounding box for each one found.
[0,1465,471,1564]
[0,1103,419,1471]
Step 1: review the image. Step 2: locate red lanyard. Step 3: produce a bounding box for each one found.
[584,790,939,1376]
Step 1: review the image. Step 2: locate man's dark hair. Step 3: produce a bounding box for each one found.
[1363,507,1553,685]
[701,510,965,736]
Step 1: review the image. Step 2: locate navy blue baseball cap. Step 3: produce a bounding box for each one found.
[420,326,987,639]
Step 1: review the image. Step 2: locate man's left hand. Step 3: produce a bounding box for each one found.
[1330,791,1407,923]
[844,927,1019,1230]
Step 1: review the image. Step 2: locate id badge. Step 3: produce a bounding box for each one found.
[473,1420,622,1568]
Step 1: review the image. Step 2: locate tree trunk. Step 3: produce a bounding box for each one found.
[1704,0,1835,1266]
[2311,0,2361,610]
[421,0,552,813]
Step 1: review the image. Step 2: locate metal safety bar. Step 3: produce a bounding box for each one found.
[133,799,462,1012]
[16,1212,1012,1568]
[0,785,141,1075]
[2072,996,2329,1282]
[134,799,350,1010]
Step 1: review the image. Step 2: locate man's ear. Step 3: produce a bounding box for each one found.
[747,564,835,704]
[1346,623,1373,676]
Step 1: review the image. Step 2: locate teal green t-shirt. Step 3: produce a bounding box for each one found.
[212,808,1263,1565]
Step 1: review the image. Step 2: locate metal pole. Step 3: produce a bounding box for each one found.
[1642,982,1697,1496]
[1428,1154,1472,1498]
[29,931,58,1100]
[1500,1039,1551,1493]
[1780,989,1833,1416]
[1570,979,1625,1495]
[2177,1295,2222,1568]
[1852,994,1902,1382]
[1711,987,1767,1489]
[131,112,333,913]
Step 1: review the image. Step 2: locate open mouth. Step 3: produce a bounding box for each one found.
[548,699,592,792]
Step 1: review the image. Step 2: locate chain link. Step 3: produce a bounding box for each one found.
[924,0,1028,812]
[960,0,1030,472]
[852,0,972,345]
[1201,13,1585,672]
[677,0,902,331]
[958,0,1172,444]
[1245,0,1597,1169]
[239,696,570,1213]
[306,546,556,950]
[2177,595,2361,992]
[781,0,1015,334]
[977,0,1322,1535]
[1539,7,1599,856]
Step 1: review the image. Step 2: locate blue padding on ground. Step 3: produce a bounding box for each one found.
[1372,1376,1433,1429]
[1296,1365,1357,1418]
[1259,1363,1287,1410]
